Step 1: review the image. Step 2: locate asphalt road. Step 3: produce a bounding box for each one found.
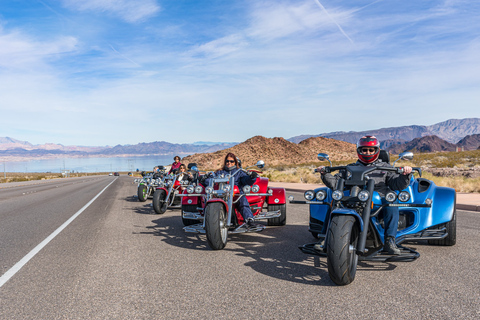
[0,176,479,319]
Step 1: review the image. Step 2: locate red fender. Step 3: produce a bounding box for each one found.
[266,187,286,205]
[205,198,230,213]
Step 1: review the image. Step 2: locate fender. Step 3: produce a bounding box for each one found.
[431,186,456,224]
[266,187,286,205]
[206,198,230,213]
[155,186,168,193]
[330,208,364,232]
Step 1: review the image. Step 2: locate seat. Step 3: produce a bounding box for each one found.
[378,149,390,164]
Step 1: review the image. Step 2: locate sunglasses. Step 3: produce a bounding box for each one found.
[225,160,235,164]
[361,148,376,153]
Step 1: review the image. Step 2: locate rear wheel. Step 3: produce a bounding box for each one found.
[182,204,200,226]
[205,202,228,250]
[267,204,287,226]
[327,215,359,286]
[152,190,168,214]
[137,185,148,202]
[428,210,456,246]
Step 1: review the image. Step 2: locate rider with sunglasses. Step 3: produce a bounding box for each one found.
[202,152,258,228]
[317,135,412,255]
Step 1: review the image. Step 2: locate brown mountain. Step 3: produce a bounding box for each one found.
[182,135,356,169]
[456,134,480,151]
[388,135,456,154]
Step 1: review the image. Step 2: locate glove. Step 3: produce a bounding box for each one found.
[249,171,258,180]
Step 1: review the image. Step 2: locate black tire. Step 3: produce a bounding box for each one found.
[137,185,148,202]
[428,210,457,246]
[326,215,359,286]
[267,203,287,226]
[205,202,228,250]
[152,190,168,214]
[182,204,200,226]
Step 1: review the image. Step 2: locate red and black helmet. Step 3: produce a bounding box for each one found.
[357,135,380,164]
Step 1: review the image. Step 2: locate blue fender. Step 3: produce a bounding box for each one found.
[431,186,456,224]
[330,208,365,232]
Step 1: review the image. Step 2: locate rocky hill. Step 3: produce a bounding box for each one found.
[456,134,480,151]
[288,118,480,144]
[182,136,356,169]
[387,135,457,154]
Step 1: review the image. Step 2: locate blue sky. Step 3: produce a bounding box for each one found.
[1,0,479,146]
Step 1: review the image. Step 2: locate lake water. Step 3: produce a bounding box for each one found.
[2,155,181,173]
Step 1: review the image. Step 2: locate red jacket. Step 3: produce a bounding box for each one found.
[169,161,182,174]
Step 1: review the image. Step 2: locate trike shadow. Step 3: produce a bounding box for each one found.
[137,212,406,286]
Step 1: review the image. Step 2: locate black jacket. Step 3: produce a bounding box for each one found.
[321,160,411,196]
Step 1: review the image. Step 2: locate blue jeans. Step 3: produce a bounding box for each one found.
[382,203,399,238]
[236,196,253,221]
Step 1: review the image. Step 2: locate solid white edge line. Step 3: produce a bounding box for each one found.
[0,177,118,288]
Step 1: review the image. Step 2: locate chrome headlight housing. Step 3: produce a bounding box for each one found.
[315,190,327,201]
[398,191,411,202]
[251,185,260,193]
[205,187,214,194]
[358,190,370,202]
[158,182,164,188]
[268,189,273,195]
[332,190,343,201]
[186,185,195,194]
[222,184,231,192]
[385,192,397,202]
[243,185,251,193]
[195,185,203,194]
[304,190,315,201]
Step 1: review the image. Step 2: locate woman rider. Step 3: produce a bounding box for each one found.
[203,152,258,228]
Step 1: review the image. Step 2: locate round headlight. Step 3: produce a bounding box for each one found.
[358,190,370,202]
[195,185,203,194]
[222,185,231,192]
[315,190,327,201]
[158,182,164,188]
[251,185,260,193]
[205,187,213,194]
[385,192,397,202]
[332,190,343,201]
[304,190,315,201]
[398,191,411,202]
[243,185,251,193]
[186,185,194,194]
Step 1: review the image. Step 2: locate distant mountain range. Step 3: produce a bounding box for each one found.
[287,118,480,145]
[1,118,479,158]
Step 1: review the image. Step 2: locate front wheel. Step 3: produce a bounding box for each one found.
[152,190,168,214]
[137,185,148,202]
[327,215,359,286]
[267,204,287,226]
[205,202,228,250]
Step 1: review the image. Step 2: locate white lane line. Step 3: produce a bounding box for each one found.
[0,178,118,288]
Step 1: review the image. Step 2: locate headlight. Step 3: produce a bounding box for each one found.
[251,185,260,193]
[186,185,194,194]
[358,190,370,202]
[332,190,343,201]
[158,182,164,188]
[315,190,327,201]
[195,185,203,194]
[205,187,213,194]
[398,191,411,202]
[304,190,315,201]
[222,185,231,192]
[385,192,397,202]
[243,185,251,193]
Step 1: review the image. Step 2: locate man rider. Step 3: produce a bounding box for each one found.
[318,135,413,255]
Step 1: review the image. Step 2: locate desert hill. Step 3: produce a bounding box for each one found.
[181,136,356,169]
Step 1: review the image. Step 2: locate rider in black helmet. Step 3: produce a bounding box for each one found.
[318,135,413,255]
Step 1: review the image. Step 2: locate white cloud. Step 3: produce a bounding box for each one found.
[60,0,161,23]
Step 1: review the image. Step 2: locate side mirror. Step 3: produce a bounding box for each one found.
[190,166,199,172]
[317,153,332,166]
[399,151,414,161]
[256,160,265,169]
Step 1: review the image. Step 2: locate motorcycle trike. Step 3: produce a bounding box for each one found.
[290,151,456,285]
[180,160,287,250]
[152,163,198,214]
[135,167,165,202]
